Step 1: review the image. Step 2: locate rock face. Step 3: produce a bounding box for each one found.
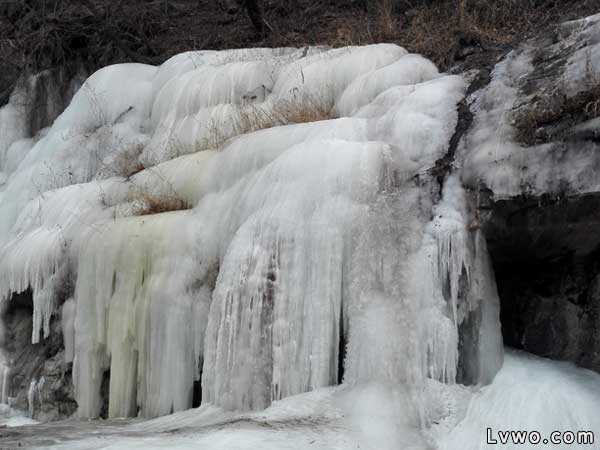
[2,292,78,421]
[460,15,600,372]
[481,194,600,373]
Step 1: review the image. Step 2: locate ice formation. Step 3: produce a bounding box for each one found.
[2,43,498,421]
[1,32,599,449]
[437,350,600,450]
[460,14,600,199]
[15,351,600,450]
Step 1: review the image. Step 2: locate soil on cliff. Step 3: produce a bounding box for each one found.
[2,0,599,104]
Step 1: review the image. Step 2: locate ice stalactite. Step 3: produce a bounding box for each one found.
[61,298,76,364]
[72,212,210,418]
[201,139,385,410]
[413,176,503,386]
[0,180,127,343]
[27,378,38,418]
[0,365,9,406]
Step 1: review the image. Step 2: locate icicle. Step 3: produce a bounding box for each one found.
[1,365,9,405]
[27,379,37,418]
[61,298,76,364]
[72,211,210,418]
[0,43,475,419]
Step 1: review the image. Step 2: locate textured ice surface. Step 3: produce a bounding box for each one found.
[459,13,600,199]
[0,44,492,421]
[7,351,598,450]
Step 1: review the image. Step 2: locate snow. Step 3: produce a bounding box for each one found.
[0,404,39,427]
[14,350,600,450]
[458,48,533,198]
[459,13,600,199]
[437,350,600,450]
[0,40,501,434]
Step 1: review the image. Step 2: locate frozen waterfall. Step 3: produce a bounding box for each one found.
[0,40,598,449]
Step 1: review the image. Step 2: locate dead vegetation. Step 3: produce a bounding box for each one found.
[0,0,170,103]
[322,0,600,69]
[513,47,600,145]
[195,92,334,150]
[514,83,600,145]
[97,143,146,179]
[236,93,333,132]
[2,0,599,105]
[128,190,190,216]
[207,0,600,69]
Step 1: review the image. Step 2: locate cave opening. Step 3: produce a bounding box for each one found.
[481,193,600,374]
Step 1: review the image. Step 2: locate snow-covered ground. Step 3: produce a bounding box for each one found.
[4,351,598,449]
[0,404,39,428]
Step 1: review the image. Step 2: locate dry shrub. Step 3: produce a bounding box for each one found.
[0,0,171,102]
[4,0,600,104]
[513,83,600,145]
[397,0,524,68]
[128,190,190,216]
[273,93,333,124]
[202,92,334,149]
[98,143,145,179]
[374,0,396,38]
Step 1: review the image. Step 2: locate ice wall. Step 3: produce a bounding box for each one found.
[0,43,503,419]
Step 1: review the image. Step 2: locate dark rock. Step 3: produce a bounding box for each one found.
[481,192,600,373]
[464,13,600,374]
[2,291,77,421]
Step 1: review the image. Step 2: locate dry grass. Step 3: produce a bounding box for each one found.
[513,83,600,145]
[4,0,599,102]
[379,0,531,68]
[128,190,190,216]
[201,92,334,149]
[98,143,145,179]
[275,95,333,124]
[322,0,599,69]
[374,0,396,38]
[513,46,600,145]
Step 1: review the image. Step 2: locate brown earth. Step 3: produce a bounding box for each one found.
[1,0,599,104]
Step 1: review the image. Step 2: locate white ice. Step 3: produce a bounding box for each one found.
[437,350,600,450]
[0,43,484,422]
[23,350,600,450]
